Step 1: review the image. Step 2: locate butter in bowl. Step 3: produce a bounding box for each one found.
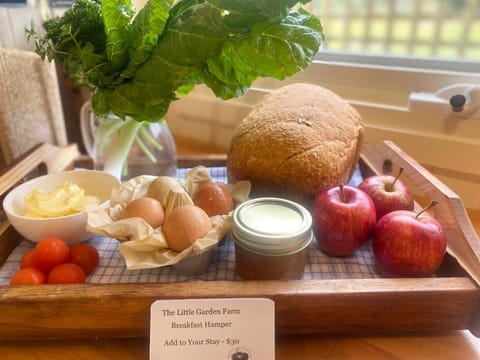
[3,170,120,245]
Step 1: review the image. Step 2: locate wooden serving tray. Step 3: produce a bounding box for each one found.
[0,141,480,341]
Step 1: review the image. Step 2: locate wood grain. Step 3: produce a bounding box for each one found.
[1,331,480,359]
[1,141,480,358]
[361,141,480,287]
[0,276,478,341]
[1,141,480,344]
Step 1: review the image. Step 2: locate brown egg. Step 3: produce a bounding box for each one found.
[162,204,212,252]
[120,197,165,228]
[192,182,234,216]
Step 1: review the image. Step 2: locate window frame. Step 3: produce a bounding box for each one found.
[315,50,480,75]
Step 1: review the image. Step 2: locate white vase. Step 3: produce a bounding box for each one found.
[80,101,177,181]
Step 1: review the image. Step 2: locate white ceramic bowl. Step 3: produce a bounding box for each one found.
[3,170,120,245]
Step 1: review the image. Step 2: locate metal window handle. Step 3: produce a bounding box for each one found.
[408,84,480,118]
[449,94,467,112]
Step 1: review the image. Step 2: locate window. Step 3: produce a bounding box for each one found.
[305,0,480,70]
[0,0,27,5]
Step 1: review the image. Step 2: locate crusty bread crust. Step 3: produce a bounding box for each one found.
[227,83,364,207]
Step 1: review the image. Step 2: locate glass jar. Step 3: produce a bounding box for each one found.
[232,197,312,280]
[80,101,177,181]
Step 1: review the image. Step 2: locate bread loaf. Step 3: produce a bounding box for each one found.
[226,83,364,207]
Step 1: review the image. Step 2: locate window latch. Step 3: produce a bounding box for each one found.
[408,84,480,118]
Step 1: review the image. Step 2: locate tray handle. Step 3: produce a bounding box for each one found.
[360,140,480,288]
[0,142,79,265]
[0,143,80,197]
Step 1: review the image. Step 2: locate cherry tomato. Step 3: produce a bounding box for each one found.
[33,237,71,273]
[10,267,46,285]
[20,249,36,270]
[47,263,86,284]
[70,243,100,275]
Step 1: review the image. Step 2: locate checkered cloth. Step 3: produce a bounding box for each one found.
[0,167,380,285]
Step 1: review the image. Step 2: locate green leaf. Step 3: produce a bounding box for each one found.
[228,9,323,79]
[176,82,196,97]
[88,0,323,122]
[95,1,230,120]
[207,0,294,29]
[198,64,250,99]
[202,9,323,99]
[121,0,173,79]
[101,0,136,71]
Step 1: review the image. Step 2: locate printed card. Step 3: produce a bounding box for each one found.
[150,298,275,359]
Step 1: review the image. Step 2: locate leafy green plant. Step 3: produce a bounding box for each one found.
[27,0,323,178]
[28,0,323,121]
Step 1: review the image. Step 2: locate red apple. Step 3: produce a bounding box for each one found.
[358,167,414,220]
[312,184,376,257]
[373,201,447,276]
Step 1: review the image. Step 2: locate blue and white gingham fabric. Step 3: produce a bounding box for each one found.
[0,166,379,285]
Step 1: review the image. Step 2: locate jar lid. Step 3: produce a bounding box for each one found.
[232,197,312,255]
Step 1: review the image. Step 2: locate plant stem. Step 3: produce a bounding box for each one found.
[102,117,143,180]
[135,130,157,163]
[139,124,166,153]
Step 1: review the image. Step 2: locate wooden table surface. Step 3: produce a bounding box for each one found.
[1,330,480,359]
[2,138,480,359]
